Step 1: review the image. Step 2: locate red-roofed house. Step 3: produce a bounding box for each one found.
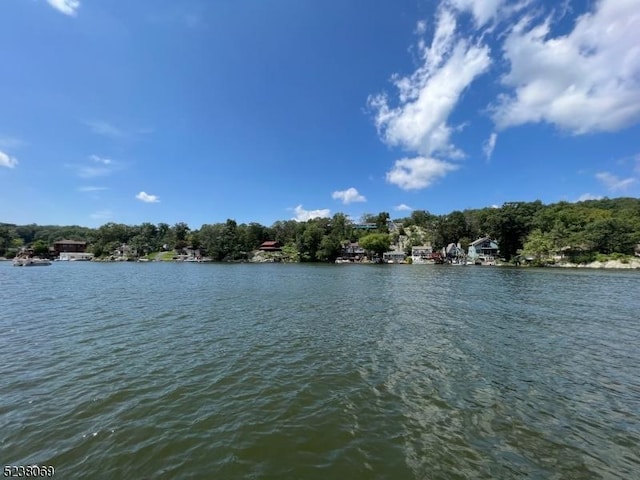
[259,241,282,252]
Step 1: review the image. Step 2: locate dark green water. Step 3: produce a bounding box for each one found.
[1,262,639,479]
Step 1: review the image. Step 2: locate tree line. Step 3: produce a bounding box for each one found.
[1,197,639,262]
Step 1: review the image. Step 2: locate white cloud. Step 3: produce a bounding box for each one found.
[292,205,330,222]
[0,150,18,168]
[577,193,603,202]
[136,191,160,203]
[448,0,506,27]
[46,0,80,16]
[595,172,636,192]
[483,132,498,160]
[493,0,640,134]
[395,204,413,212]
[415,20,427,35]
[90,155,112,165]
[386,156,459,190]
[370,7,491,159]
[78,186,109,192]
[369,5,492,191]
[332,187,366,205]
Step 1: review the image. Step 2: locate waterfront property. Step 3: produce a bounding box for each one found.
[411,244,433,264]
[52,239,87,255]
[340,242,366,261]
[467,237,499,263]
[383,250,406,263]
[259,241,282,252]
[444,242,465,260]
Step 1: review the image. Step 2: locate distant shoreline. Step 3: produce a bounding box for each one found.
[4,257,640,270]
[543,259,640,270]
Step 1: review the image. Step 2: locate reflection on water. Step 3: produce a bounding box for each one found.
[1,262,639,479]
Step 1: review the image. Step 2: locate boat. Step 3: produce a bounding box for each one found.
[13,257,52,266]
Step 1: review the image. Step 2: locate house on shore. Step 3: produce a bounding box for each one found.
[444,242,465,261]
[51,240,93,260]
[53,239,87,254]
[411,244,433,263]
[339,242,366,261]
[383,250,406,264]
[467,237,499,263]
[259,241,282,252]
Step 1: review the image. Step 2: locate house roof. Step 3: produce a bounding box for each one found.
[54,239,87,245]
[469,237,491,246]
[260,241,279,247]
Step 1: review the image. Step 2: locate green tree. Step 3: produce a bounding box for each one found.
[522,229,555,260]
[271,220,299,246]
[329,213,352,241]
[488,201,543,260]
[359,233,391,258]
[297,221,324,261]
[32,239,49,257]
[316,235,341,262]
[585,218,635,254]
[199,223,225,260]
[172,222,190,250]
[157,223,173,249]
[375,212,390,232]
[409,210,435,229]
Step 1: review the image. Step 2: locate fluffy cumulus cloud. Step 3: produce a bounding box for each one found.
[394,203,413,212]
[493,0,640,134]
[370,8,491,159]
[136,191,160,203]
[369,0,640,193]
[332,187,366,205]
[595,172,636,192]
[47,0,80,16]
[386,157,459,190]
[0,150,18,168]
[292,205,330,222]
[369,5,491,190]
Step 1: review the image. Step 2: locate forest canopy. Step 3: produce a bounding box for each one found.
[2,197,640,262]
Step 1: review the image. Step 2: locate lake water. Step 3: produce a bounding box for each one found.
[1,262,639,479]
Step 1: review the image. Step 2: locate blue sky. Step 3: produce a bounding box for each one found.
[1,0,639,227]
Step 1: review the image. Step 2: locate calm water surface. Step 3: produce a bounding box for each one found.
[1,262,639,479]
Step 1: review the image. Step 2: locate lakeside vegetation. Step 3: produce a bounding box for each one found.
[2,197,640,264]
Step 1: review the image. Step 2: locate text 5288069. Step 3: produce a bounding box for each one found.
[3,466,55,477]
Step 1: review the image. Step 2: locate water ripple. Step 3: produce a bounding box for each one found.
[1,262,639,478]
